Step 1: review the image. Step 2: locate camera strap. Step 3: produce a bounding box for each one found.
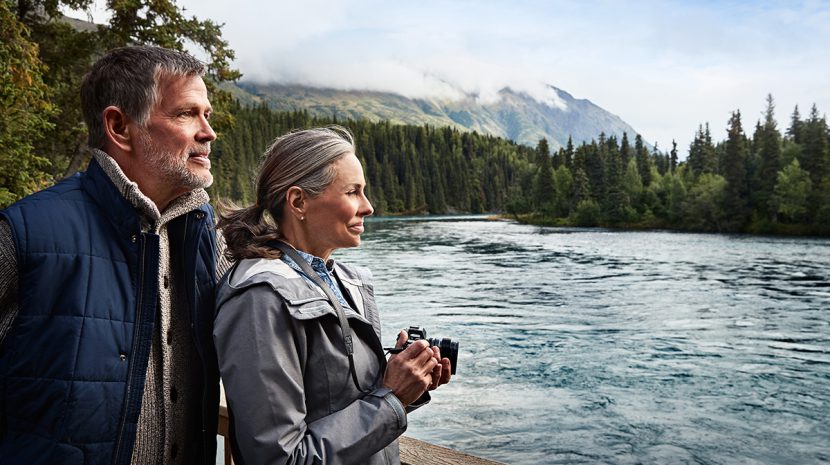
[272,241,371,393]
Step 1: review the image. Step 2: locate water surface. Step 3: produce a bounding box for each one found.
[336,216,830,464]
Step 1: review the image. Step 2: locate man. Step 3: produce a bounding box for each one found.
[0,46,225,465]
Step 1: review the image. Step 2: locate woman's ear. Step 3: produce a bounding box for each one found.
[285,186,306,221]
[102,106,134,153]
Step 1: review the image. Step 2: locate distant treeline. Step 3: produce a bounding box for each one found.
[211,96,829,235]
[210,103,538,215]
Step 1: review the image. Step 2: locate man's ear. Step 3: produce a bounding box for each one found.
[285,186,307,220]
[102,106,135,153]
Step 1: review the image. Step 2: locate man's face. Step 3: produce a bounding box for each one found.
[136,74,216,196]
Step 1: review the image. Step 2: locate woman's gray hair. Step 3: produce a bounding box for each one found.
[80,46,206,149]
[219,126,356,261]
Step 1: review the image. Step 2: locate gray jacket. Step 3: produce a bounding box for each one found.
[214,257,408,465]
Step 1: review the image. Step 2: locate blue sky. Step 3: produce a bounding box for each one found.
[72,0,830,155]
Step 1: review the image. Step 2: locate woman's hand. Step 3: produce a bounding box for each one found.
[428,344,452,390]
[383,330,439,406]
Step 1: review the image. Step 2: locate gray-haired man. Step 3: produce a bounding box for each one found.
[0,46,226,465]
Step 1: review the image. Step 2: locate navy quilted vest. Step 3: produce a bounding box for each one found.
[0,159,219,465]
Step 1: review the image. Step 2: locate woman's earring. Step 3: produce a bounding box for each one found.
[300,216,305,221]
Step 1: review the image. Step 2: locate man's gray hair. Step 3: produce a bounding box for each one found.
[80,46,207,149]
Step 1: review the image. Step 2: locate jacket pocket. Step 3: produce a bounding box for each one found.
[283,295,335,320]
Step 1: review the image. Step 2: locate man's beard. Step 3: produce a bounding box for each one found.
[137,130,213,192]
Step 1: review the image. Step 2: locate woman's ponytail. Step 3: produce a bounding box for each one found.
[217,199,282,261]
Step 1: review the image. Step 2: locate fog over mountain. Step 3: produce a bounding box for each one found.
[230,80,641,150]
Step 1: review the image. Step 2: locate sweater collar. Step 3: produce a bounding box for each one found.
[91,149,210,232]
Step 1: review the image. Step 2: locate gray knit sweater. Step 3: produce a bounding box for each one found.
[0,150,231,464]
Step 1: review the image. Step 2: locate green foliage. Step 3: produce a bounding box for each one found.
[7,0,240,184]
[684,174,728,232]
[571,199,601,227]
[772,159,811,223]
[0,1,56,207]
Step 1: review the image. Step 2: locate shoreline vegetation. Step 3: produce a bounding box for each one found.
[503,213,828,237]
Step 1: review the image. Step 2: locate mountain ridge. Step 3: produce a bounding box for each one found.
[226,81,642,149]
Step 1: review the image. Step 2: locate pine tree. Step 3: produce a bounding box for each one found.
[533,143,555,213]
[564,136,574,168]
[787,105,804,144]
[669,140,678,173]
[723,110,750,227]
[620,132,632,168]
[753,94,783,220]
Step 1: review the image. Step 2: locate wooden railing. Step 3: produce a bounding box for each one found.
[217,403,504,465]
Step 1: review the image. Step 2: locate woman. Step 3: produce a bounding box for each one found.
[214,126,451,465]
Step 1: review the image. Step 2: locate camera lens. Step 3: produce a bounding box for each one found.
[428,337,458,375]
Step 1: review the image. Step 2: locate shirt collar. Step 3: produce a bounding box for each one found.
[293,248,336,273]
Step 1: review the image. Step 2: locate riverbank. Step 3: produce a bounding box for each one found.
[502,212,830,237]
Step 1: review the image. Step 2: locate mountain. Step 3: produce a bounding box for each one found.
[227,81,642,149]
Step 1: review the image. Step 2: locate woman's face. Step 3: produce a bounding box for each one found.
[302,152,374,258]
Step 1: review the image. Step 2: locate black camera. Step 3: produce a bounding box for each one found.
[405,326,458,375]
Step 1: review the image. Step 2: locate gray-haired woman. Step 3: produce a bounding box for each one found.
[214,126,452,465]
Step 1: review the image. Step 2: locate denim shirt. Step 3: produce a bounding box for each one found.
[281,249,355,313]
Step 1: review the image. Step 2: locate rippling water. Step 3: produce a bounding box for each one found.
[335,216,830,465]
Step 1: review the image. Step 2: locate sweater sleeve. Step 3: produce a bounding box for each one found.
[0,219,19,346]
[214,227,234,282]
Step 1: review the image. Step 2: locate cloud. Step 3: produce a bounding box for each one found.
[171,0,830,153]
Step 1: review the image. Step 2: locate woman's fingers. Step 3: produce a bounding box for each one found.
[394,330,408,349]
[384,340,440,405]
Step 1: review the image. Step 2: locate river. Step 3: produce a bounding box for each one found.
[333,215,830,464]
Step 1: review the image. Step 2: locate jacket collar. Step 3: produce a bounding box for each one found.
[224,258,370,323]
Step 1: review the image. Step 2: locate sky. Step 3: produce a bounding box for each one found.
[71,0,830,155]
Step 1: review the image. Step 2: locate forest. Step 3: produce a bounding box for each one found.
[209,98,830,235]
[2,0,829,235]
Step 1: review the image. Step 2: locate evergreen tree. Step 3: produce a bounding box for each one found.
[564,136,574,168]
[787,105,804,144]
[801,105,829,189]
[532,139,555,213]
[634,134,652,186]
[753,94,783,220]
[552,165,574,217]
[722,111,750,227]
[0,1,56,207]
[669,140,678,173]
[602,137,631,224]
[620,132,632,168]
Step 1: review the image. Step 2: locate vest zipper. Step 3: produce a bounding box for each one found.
[183,213,208,465]
[113,234,148,464]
